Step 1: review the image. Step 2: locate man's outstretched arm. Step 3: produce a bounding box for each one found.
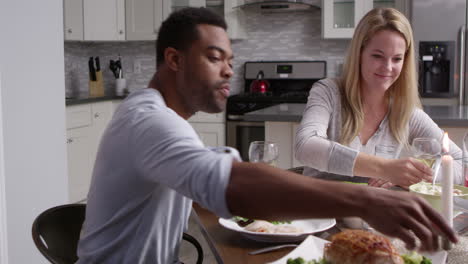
[225,161,458,252]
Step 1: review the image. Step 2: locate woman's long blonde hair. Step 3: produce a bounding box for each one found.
[339,8,421,146]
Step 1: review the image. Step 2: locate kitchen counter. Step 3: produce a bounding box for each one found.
[244,104,468,127]
[65,95,126,106]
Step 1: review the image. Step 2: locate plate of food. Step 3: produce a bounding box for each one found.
[268,230,447,264]
[218,216,336,243]
[410,182,468,214]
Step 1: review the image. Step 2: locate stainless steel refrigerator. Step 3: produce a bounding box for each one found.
[411,0,468,104]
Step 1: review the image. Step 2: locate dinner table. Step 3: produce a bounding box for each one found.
[192,203,468,264]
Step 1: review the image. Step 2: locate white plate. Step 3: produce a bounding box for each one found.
[218,218,336,243]
[268,235,327,264]
[268,235,448,264]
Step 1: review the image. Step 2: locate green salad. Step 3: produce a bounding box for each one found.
[286,251,431,264]
[401,251,432,264]
[287,257,329,264]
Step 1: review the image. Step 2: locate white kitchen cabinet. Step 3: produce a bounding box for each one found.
[112,99,122,113]
[322,0,408,39]
[125,0,164,40]
[188,111,226,147]
[265,122,302,169]
[66,104,93,202]
[190,123,225,147]
[83,0,126,41]
[66,101,114,202]
[63,0,84,40]
[90,102,114,154]
[67,126,94,203]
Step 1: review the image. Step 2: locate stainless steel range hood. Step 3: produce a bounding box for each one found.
[235,0,321,12]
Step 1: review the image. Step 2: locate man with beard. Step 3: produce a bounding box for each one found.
[76,7,458,264]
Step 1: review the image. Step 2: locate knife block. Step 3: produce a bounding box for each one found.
[89,71,105,97]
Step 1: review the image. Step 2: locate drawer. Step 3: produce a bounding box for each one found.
[91,101,113,124]
[66,104,92,129]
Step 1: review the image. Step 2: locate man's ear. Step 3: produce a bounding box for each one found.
[164,47,183,72]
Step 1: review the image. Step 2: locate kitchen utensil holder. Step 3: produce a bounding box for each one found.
[115,78,127,96]
[89,71,104,97]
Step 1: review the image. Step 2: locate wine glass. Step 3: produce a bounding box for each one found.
[248,141,279,166]
[412,137,442,182]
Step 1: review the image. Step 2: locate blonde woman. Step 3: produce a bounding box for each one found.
[295,7,463,188]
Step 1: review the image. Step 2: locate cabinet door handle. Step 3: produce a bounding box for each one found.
[94,113,100,118]
[67,138,73,144]
[67,28,72,33]
[119,30,124,34]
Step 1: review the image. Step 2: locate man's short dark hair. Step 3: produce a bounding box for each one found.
[156,7,228,66]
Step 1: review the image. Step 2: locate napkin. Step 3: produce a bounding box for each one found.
[268,235,328,264]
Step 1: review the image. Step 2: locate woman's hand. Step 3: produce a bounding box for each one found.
[381,158,432,188]
[368,178,394,188]
[354,154,432,188]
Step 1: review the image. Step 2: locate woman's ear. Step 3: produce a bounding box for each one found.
[164,47,183,72]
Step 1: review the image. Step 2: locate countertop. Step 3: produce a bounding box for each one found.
[244,103,468,127]
[65,95,126,106]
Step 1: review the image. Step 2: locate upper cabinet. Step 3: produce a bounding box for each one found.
[63,0,125,41]
[63,0,245,41]
[64,0,84,40]
[83,0,126,41]
[322,0,408,39]
[126,0,163,40]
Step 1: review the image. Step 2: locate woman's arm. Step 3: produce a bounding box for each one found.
[295,79,359,176]
[354,152,432,187]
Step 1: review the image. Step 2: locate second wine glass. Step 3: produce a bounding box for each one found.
[248,141,279,166]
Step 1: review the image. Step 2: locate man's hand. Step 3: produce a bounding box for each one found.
[361,188,457,252]
[380,158,432,188]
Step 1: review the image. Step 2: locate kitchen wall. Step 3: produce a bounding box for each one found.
[64,7,349,97]
[1,0,68,263]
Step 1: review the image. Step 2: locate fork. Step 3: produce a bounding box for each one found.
[248,244,298,255]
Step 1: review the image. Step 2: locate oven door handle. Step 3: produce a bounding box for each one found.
[227,114,245,121]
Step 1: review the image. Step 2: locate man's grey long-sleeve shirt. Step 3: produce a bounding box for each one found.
[77,88,238,263]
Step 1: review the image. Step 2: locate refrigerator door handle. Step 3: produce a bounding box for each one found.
[459,24,466,105]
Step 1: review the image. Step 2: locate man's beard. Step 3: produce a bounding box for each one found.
[194,81,228,113]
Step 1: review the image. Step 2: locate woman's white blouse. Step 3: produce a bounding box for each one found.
[294,78,463,184]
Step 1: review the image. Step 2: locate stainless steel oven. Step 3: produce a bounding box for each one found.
[226,118,265,161]
[225,61,327,161]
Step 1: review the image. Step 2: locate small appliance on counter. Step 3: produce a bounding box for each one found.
[226,60,326,160]
[419,41,455,98]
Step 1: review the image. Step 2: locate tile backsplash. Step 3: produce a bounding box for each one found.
[64,7,349,97]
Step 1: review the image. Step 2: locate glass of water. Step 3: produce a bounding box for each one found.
[248,141,279,166]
